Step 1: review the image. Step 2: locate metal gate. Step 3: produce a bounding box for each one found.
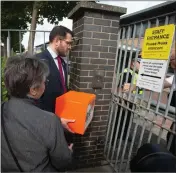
[104,12,176,172]
[1,29,50,56]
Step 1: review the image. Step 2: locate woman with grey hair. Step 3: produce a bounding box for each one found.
[1,54,72,172]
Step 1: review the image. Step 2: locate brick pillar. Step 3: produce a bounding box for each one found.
[68,1,126,169]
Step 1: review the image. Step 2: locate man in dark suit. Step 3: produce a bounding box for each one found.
[36,26,75,142]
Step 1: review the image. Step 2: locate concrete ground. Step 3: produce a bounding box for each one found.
[69,165,114,172]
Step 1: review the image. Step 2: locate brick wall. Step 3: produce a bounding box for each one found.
[68,2,126,169]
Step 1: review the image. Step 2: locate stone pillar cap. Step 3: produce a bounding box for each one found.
[68,1,127,19]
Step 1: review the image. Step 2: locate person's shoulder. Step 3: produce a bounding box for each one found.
[9,98,56,121]
[40,109,61,128]
[35,49,48,59]
[26,102,61,127]
[35,50,50,65]
[32,104,57,120]
[122,68,132,76]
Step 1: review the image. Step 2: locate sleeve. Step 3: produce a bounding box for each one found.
[165,75,174,85]
[48,115,72,170]
[119,72,132,87]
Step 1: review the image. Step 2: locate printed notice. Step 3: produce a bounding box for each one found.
[136,59,168,92]
[142,24,175,60]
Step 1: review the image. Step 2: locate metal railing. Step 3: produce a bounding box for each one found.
[1,29,72,87]
[104,12,176,172]
[1,29,50,57]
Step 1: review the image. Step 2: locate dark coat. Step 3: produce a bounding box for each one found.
[36,49,68,113]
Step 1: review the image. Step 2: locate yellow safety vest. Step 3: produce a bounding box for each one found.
[123,68,143,95]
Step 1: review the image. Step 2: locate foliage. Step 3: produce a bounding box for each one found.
[1,1,80,28]
[1,1,31,53]
[1,57,8,101]
[1,1,79,53]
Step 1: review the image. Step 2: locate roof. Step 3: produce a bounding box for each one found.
[35,41,49,48]
[120,1,176,25]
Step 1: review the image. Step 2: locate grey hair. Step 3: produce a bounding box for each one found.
[4,54,49,98]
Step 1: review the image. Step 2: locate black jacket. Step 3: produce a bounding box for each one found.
[36,49,68,113]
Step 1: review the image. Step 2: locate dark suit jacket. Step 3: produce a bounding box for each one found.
[36,49,68,113]
[1,97,72,172]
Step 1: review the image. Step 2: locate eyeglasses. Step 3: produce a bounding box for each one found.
[59,37,73,46]
[59,36,80,48]
[63,40,73,46]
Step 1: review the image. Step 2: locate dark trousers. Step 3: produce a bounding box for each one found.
[112,102,133,143]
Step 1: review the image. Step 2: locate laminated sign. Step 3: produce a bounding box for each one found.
[55,91,96,135]
[137,24,175,93]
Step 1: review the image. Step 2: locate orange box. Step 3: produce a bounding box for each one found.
[55,91,96,135]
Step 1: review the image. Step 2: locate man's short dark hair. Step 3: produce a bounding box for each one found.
[4,54,49,98]
[49,25,74,42]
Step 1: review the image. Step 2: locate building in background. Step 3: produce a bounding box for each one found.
[118,1,176,76]
[34,41,49,53]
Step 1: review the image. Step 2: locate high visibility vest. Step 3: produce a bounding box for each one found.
[123,68,143,95]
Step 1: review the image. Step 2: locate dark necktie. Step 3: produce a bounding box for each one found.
[57,56,66,93]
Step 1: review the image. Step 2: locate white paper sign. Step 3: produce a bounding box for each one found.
[85,102,95,130]
[136,59,168,92]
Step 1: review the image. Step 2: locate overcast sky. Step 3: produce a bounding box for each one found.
[22,1,165,49]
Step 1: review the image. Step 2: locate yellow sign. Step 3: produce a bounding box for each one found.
[142,24,175,60]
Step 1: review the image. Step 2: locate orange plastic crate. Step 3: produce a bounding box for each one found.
[55,91,96,135]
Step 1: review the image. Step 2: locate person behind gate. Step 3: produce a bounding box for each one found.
[112,52,143,143]
[36,26,75,144]
[164,49,176,156]
[1,55,73,172]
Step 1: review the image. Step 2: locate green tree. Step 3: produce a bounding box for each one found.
[28,1,79,53]
[1,57,8,101]
[1,1,79,54]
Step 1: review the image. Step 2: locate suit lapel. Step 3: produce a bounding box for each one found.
[45,50,68,89]
[45,50,62,84]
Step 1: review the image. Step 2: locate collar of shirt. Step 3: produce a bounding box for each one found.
[47,46,58,60]
[47,46,66,62]
[47,46,66,81]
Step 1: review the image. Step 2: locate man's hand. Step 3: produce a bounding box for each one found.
[61,118,75,133]
[123,83,136,92]
[123,83,131,92]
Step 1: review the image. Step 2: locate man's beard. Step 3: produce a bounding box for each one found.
[57,50,66,57]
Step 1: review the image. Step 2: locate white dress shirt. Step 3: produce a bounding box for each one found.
[47,46,65,81]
